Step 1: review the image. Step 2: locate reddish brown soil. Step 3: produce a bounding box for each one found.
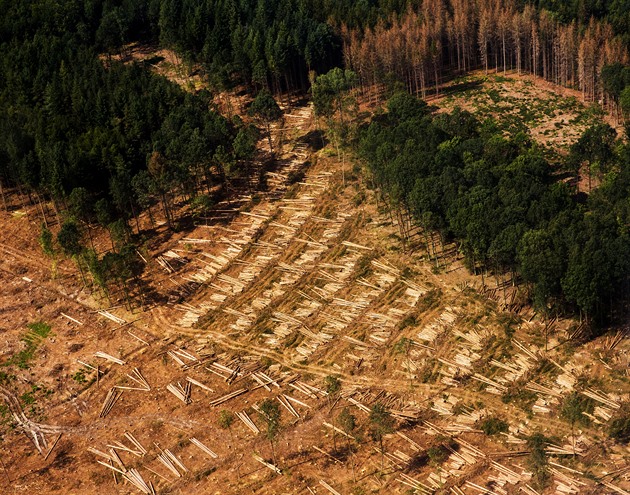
[0,59,627,495]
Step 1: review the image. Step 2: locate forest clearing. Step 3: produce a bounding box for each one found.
[434,71,619,150]
[0,71,628,494]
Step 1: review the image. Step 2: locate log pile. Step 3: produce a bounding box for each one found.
[89,443,155,494]
[208,388,248,407]
[167,348,199,367]
[252,453,282,474]
[166,382,192,404]
[98,310,126,325]
[94,351,126,365]
[186,376,213,392]
[156,446,188,477]
[99,389,122,418]
[235,411,259,434]
[416,307,459,343]
[319,480,341,495]
[190,437,218,459]
[115,368,150,391]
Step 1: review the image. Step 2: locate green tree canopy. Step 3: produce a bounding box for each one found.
[258,398,282,466]
[57,220,83,258]
[312,67,358,122]
[248,90,282,155]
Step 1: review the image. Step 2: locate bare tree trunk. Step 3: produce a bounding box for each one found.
[270,439,277,466]
[0,179,7,212]
[350,443,356,481]
[34,190,48,228]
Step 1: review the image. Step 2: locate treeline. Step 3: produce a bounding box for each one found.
[24,0,343,93]
[0,1,155,51]
[156,0,341,92]
[4,1,626,100]
[359,92,630,324]
[342,1,629,103]
[92,0,630,99]
[601,62,630,122]
[534,0,630,45]
[316,0,626,32]
[0,0,240,221]
[0,0,245,306]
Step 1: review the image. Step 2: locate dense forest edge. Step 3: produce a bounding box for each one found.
[1,0,630,329]
[357,92,630,326]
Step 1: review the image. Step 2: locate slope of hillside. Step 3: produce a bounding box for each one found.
[0,89,628,495]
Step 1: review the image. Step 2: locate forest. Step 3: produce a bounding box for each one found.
[0,0,630,322]
[358,92,630,324]
[342,2,628,106]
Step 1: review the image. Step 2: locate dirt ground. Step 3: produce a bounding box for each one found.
[0,57,628,495]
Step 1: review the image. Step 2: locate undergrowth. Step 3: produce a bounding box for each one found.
[3,322,52,369]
